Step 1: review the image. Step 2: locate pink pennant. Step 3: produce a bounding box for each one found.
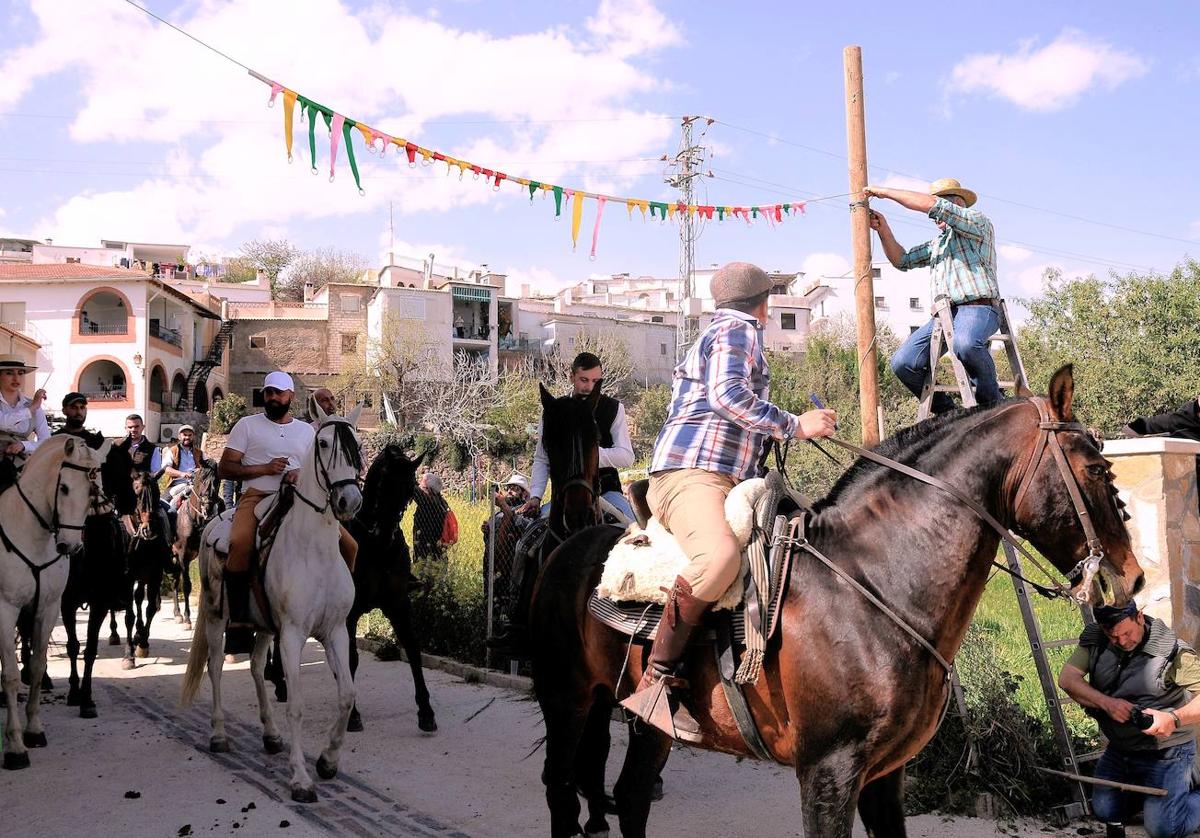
[329,113,345,181]
[774,204,783,223]
[796,201,807,215]
[268,83,283,107]
[590,197,607,260]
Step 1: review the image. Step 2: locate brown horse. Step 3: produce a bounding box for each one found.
[530,366,1145,837]
[169,459,224,631]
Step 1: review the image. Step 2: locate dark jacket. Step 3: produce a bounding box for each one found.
[413,489,450,546]
[117,435,158,473]
[1126,400,1200,442]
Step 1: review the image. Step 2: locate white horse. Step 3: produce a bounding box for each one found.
[1,435,107,770]
[181,406,364,802]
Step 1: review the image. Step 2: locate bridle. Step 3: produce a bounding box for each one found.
[293,418,362,515]
[544,419,601,546]
[185,464,221,523]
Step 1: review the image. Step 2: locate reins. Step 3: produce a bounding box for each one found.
[293,419,362,516]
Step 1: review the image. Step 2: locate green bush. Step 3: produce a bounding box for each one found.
[208,393,247,434]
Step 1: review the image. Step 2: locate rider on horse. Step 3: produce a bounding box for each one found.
[0,355,49,494]
[220,371,357,626]
[620,262,838,741]
[117,413,157,475]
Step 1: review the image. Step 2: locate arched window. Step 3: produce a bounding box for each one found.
[75,356,132,407]
[171,372,187,407]
[149,365,168,407]
[73,287,133,342]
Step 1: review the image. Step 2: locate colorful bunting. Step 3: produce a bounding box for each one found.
[251,71,811,257]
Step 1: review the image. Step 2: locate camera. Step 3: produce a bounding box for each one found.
[1129,706,1155,731]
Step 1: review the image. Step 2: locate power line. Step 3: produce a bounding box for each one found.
[120,0,253,72]
[0,110,679,127]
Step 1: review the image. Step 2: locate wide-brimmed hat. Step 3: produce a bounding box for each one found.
[930,178,977,208]
[0,354,36,373]
[502,473,530,491]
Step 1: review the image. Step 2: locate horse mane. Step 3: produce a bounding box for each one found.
[814,400,1013,511]
[359,444,416,533]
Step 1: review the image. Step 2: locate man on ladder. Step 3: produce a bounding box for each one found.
[866,178,1004,415]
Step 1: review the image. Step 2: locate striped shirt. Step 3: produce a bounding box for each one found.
[650,309,799,481]
[898,197,999,304]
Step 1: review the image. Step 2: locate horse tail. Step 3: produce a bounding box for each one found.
[180,601,208,708]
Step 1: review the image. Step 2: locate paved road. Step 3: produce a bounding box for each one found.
[3,612,1122,837]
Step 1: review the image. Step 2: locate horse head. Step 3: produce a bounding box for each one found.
[25,435,106,554]
[1009,365,1144,606]
[312,402,365,522]
[360,445,425,537]
[539,382,601,535]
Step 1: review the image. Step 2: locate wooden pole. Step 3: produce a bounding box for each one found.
[1033,765,1167,797]
[844,46,880,447]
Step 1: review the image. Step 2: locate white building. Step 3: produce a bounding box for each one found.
[802,264,933,339]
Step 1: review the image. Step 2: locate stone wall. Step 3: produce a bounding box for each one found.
[1106,438,1200,647]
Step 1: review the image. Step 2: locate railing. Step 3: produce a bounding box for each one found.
[453,325,493,340]
[498,337,542,352]
[78,320,128,335]
[81,389,127,401]
[149,322,183,347]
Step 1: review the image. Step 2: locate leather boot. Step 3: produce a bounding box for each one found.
[619,576,714,742]
[224,570,253,626]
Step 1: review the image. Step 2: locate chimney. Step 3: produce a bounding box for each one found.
[303,280,315,301]
[45,238,53,245]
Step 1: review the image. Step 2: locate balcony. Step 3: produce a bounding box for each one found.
[498,337,542,353]
[78,319,128,336]
[149,321,183,348]
[453,324,493,341]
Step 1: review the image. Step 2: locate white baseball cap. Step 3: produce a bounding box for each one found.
[503,473,530,491]
[263,371,295,392]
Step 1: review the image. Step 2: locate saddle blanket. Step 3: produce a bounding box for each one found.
[587,592,746,645]
[203,494,276,555]
[594,477,768,611]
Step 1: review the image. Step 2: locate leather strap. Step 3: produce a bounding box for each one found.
[713,619,772,761]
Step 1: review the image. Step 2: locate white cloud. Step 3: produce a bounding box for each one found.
[0,0,680,249]
[945,30,1148,112]
[997,243,1033,263]
[801,252,850,279]
[504,265,564,296]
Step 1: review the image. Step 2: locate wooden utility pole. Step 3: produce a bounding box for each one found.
[844,46,880,447]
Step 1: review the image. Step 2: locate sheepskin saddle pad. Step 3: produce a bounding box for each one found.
[594,477,769,612]
[203,493,278,557]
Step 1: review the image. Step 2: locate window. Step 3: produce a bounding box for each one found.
[340,294,361,312]
[252,388,264,407]
[909,297,921,310]
[0,301,25,331]
[249,335,267,349]
[910,325,920,335]
[780,313,796,330]
[650,315,664,323]
[341,334,357,354]
[397,297,426,320]
[874,296,887,309]
[660,343,667,355]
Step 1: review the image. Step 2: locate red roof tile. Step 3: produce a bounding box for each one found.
[0,263,151,280]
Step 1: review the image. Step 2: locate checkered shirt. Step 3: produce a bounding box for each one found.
[898,197,999,304]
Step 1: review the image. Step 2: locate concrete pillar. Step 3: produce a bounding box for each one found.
[1105,438,1200,646]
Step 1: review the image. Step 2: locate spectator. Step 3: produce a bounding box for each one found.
[412,471,451,577]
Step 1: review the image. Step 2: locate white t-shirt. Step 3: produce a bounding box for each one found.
[225,413,315,494]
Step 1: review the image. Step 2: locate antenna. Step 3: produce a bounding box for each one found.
[664,116,708,359]
[388,201,395,267]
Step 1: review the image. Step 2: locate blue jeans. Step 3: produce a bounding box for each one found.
[1092,741,1200,838]
[891,303,1001,414]
[536,490,634,522]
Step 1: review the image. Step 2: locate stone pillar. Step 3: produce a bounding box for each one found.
[1104,438,1200,647]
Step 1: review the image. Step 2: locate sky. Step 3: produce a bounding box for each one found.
[1,0,1197,300]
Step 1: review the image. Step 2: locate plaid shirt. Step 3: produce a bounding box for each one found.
[651,309,798,481]
[898,197,999,304]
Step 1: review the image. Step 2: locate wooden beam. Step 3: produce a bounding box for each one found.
[1034,765,1167,797]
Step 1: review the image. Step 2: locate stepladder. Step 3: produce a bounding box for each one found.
[916,296,1030,422]
[915,294,1096,819]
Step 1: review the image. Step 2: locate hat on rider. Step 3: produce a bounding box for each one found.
[1094,601,1140,629]
[263,371,295,392]
[502,473,530,492]
[710,262,774,308]
[61,391,87,408]
[0,354,36,372]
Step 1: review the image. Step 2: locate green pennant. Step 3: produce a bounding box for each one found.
[553,185,563,217]
[717,206,726,221]
[343,118,362,193]
[304,101,319,171]
[783,203,791,214]
[529,181,540,199]
[650,201,667,220]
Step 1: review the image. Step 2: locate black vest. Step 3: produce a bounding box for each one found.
[1083,616,1195,752]
[593,394,623,495]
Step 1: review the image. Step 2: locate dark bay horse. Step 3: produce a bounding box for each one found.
[169,459,223,631]
[118,470,171,667]
[267,445,437,733]
[530,366,1146,837]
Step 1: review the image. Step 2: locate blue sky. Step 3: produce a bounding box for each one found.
[1,0,1196,298]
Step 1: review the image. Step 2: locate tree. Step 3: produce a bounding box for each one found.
[240,238,299,298]
[276,247,369,301]
[628,383,672,461]
[331,315,439,427]
[1019,261,1200,433]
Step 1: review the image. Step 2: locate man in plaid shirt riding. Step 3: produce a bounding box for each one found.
[866,178,1003,415]
[621,262,837,741]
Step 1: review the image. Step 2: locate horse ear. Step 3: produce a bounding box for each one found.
[63,437,76,456]
[314,400,330,425]
[587,382,603,414]
[1048,364,1076,422]
[539,383,555,411]
[1016,380,1035,398]
[96,439,113,461]
[413,449,427,468]
[347,403,364,427]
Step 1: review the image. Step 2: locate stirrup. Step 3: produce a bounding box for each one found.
[620,677,701,743]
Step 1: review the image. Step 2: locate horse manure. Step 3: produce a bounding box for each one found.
[178,826,193,837]
[216,798,226,805]
[123,790,141,799]
[279,821,290,829]
[240,802,256,813]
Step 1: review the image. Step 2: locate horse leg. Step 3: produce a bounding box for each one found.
[577,694,616,837]
[134,581,150,658]
[382,599,437,733]
[204,603,230,753]
[0,600,30,769]
[139,572,160,657]
[345,611,363,732]
[265,634,287,703]
[538,692,591,838]
[180,556,193,630]
[62,598,81,707]
[108,609,121,646]
[794,744,867,838]
[857,767,907,838]
[613,722,672,838]
[78,604,107,718]
[170,552,182,621]
[123,586,138,669]
[250,631,283,754]
[278,623,317,801]
[315,622,356,784]
[21,605,55,749]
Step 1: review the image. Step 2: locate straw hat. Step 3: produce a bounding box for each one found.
[930,178,977,208]
[0,354,36,373]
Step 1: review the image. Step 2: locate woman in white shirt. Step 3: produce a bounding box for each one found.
[0,355,49,491]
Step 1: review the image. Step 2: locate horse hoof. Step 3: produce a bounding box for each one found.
[3,752,30,770]
[181,620,192,631]
[134,645,149,659]
[80,704,98,720]
[290,785,318,803]
[173,612,183,623]
[274,684,288,703]
[263,735,284,755]
[584,821,610,838]
[22,731,47,749]
[40,673,53,691]
[108,634,121,646]
[121,657,136,671]
[315,756,338,780]
[347,712,363,733]
[209,737,230,754]
[418,716,438,734]
[650,777,664,802]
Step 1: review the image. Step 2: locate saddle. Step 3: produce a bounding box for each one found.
[204,487,295,631]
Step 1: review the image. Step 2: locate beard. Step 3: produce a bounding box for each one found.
[65,417,85,430]
[264,400,289,420]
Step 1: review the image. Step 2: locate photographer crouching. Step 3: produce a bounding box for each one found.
[1059,603,1200,837]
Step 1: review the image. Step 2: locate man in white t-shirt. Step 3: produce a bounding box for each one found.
[219,371,316,624]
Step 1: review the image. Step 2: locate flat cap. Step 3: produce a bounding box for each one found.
[710,262,773,307]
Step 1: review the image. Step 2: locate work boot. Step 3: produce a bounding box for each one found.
[224,570,254,626]
[619,576,713,742]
